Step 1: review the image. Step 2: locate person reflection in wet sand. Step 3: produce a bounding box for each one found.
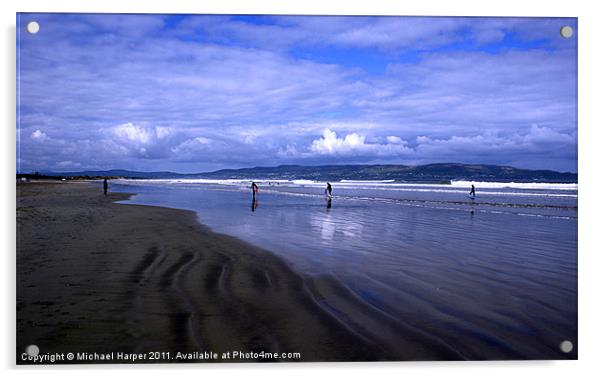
[251,197,259,212]
[326,197,332,210]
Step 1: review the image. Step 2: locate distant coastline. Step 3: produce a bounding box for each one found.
[19,163,578,183]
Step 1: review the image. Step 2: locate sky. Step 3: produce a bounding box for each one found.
[16,14,577,173]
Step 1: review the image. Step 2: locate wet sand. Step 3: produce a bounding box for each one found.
[17,181,395,363]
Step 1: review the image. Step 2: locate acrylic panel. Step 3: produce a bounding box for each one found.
[16,13,577,364]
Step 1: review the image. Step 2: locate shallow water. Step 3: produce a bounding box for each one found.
[112,179,577,359]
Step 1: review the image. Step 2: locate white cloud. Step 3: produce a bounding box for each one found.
[416,136,432,144]
[103,123,182,159]
[30,130,48,141]
[414,125,576,158]
[310,129,364,155]
[113,123,154,144]
[523,125,574,145]
[112,123,175,146]
[386,136,404,144]
[309,129,411,157]
[170,137,213,155]
[155,126,171,139]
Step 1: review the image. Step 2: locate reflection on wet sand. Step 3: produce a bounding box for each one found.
[115,181,578,359]
[309,206,364,242]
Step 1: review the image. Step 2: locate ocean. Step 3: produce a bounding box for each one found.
[111,178,577,359]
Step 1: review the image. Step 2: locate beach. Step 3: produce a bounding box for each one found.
[17,181,392,363]
[17,180,577,362]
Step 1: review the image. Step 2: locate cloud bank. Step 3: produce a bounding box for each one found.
[17,14,577,173]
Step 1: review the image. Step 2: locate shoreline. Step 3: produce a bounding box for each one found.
[18,181,396,363]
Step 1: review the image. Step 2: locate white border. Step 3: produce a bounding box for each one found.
[2,1,600,377]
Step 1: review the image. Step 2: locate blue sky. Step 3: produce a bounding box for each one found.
[17,14,577,173]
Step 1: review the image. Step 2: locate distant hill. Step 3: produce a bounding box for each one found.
[36,163,577,183]
[41,169,181,179]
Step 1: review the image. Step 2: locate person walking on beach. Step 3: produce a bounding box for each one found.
[103,177,109,196]
[469,184,476,198]
[325,182,332,198]
[251,181,259,198]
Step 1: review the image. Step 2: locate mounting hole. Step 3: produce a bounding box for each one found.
[26,344,39,357]
[26,21,40,34]
[559,340,573,353]
[560,26,573,39]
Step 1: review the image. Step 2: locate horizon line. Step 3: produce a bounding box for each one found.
[18,162,579,176]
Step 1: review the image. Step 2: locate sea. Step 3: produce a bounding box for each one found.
[111,178,578,359]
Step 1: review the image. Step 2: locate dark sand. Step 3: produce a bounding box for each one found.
[17,181,380,363]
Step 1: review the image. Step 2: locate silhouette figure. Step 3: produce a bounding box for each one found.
[103,177,108,196]
[326,197,332,210]
[325,182,332,197]
[469,184,476,199]
[251,181,259,199]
